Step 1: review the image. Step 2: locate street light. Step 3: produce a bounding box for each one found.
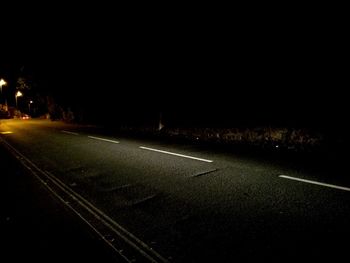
[28,100,33,114]
[0,78,6,94]
[15,91,23,108]
[0,79,7,105]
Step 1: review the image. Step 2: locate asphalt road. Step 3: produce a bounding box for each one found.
[1,119,349,262]
[0,143,119,262]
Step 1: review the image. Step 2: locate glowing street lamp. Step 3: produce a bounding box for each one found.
[0,78,6,94]
[0,79,7,103]
[15,91,23,108]
[28,100,33,113]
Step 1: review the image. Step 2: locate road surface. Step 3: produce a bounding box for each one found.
[1,119,349,262]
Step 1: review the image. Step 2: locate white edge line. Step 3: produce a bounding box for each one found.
[279,175,350,192]
[139,146,213,163]
[61,130,79,135]
[88,136,119,144]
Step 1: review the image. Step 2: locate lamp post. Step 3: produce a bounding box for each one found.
[28,100,33,114]
[0,79,7,105]
[0,78,6,94]
[15,91,23,109]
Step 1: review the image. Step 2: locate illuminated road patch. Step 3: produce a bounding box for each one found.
[1,131,13,134]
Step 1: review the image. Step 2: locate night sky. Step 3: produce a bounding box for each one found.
[1,8,347,129]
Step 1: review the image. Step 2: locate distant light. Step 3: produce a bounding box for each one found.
[275,145,279,148]
[29,100,33,103]
[16,91,23,97]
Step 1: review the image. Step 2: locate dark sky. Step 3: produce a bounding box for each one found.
[1,9,348,128]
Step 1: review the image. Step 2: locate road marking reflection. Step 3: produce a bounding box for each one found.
[139,146,213,163]
[88,136,119,144]
[61,130,79,135]
[279,175,350,192]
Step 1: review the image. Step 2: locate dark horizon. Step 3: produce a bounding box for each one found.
[1,17,347,131]
[1,57,347,130]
